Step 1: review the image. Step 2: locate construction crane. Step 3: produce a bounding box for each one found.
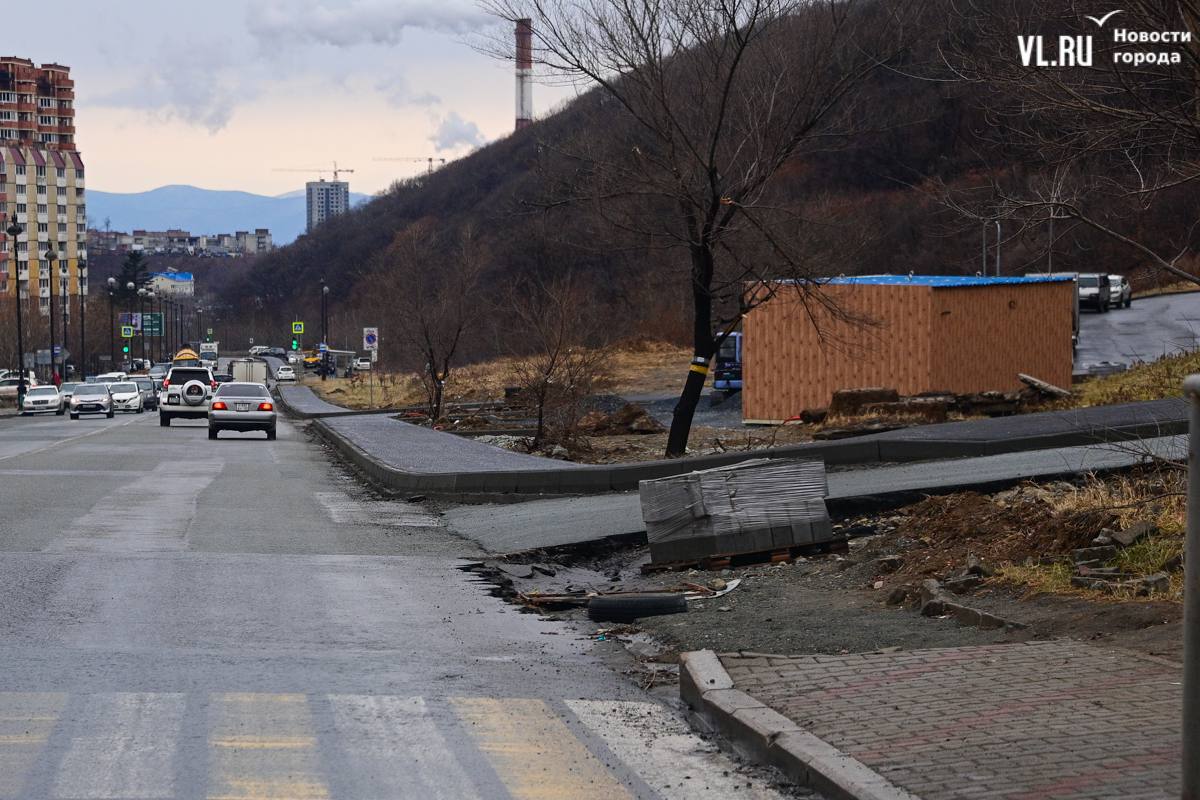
[373,157,447,175]
[272,161,356,181]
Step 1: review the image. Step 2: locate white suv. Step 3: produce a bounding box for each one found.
[159,365,216,426]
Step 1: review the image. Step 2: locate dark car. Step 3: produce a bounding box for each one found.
[132,376,159,410]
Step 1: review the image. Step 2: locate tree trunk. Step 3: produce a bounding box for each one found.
[665,245,716,457]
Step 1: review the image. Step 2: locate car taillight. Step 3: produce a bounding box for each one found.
[258,402,274,411]
[162,379,170,388]
[211,401,228,410]
[210,380,217,390]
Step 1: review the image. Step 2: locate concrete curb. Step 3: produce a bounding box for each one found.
[679,650,922,800]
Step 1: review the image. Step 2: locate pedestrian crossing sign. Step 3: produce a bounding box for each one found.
[292,321,305,334]
[120,325,134,338]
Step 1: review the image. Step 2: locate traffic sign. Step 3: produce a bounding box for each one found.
[363,327,379,351]
[119,312,141,331]
[318,343,328,353]
[206,327,213,336]
[292,321,305,335]
[120,325,135,338]
[143,312,163,337]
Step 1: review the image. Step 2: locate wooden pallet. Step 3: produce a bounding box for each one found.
[640,537,848,574]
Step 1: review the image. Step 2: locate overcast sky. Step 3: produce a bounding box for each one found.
[12,0,573,196]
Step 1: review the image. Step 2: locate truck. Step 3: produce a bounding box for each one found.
[230,358,269,384]
[198,341,219,359]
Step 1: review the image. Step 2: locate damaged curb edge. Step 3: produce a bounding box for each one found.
[679,650,923,800]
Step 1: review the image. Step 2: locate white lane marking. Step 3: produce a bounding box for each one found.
[313,492,440,528]
[47,460,223,552]
[566,699,789,800]
[52,692,185,799]
[0,414,140,464]
[328,695,481,800]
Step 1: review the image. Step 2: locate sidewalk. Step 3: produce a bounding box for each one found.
[682,641,1180,800]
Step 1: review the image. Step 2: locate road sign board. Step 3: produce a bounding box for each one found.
[207,327,213,336]
[318,343,328,353]
[370,348,378,363]
[363,327,379,351]
[292,321,305,334]
[143,312,163,337]
[119,312,142,331]
[120,325,135,338]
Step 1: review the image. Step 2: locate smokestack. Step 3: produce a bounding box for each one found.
[515,18,533,131]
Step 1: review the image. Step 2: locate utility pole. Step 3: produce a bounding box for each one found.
[46,249,57,382]
[60,265,68,380]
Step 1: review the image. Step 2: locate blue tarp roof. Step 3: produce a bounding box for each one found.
[825,274,1072,287]
[150,272,194,281]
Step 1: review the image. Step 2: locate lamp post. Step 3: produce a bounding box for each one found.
[59,258,67,381]
[78,267,87,380]
[320,280,330,381]
[6,214,26,405]
[137,287,153,365]
[125,281,134,368]
[106,277,117,366]
[46,249,57,383]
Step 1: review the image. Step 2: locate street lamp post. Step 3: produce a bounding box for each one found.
[320,280,330,381]
[6,214,26,405]
[137,287,152,365]
[125,281,134,368]
[46,249,57,383]
[107,277,117,366]
[59,259,67,380]
[79,270,87,380]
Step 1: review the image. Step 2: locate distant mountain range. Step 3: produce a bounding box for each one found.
[87,185,372,245]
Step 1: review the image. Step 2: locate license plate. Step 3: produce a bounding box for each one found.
[167,397,179,405]
[236,403,250,412]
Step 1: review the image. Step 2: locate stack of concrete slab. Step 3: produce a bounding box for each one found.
[639,458,833,564]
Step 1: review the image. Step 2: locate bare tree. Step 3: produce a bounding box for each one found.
[384,224,484,421]
[480,0,911,456]
[935,0,1200,285]
[507,274,611,450]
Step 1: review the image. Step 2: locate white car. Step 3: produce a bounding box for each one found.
[275,365,296,381]
[21,386,64,415]
[353,357,372,371]
[160,365,216,426]
[107,381,145,413]
[286,353,301,365]
[94,371,128,384]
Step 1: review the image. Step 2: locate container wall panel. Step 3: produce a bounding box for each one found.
[743,280,1074,423]
[929,282,1074,393]
[743,284,932,422]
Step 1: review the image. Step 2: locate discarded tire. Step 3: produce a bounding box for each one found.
[587,593,687,623]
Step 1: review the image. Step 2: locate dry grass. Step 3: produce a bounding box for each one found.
[996,471,1185,602]
[1134,281,1200,299]
[308,339,695,411]
[1067,348,1200,407]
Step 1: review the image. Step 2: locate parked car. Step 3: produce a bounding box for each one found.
[160,365,216,426]
[0,376,38,400]
[1108,274,1132,308]
[20,385,64,415]
[1077,273,1112,312]
[275,365,296,382]
[354,357,372,371]
[108,381,145,413]
[208,381,277,440]
[69,384,115,419]
[132,377,159,410]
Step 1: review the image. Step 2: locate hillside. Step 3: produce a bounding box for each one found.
[88,185,371,244]
[216,0,1200,365]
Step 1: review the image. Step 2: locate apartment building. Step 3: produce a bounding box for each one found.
[89,228,273,257]
[305,179,349,232]
[0,57,86,313]
[148,270,194,297]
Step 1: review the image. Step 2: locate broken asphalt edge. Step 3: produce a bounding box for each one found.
[679,650,923,800]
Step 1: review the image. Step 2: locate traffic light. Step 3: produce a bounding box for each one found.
[122,345,130,354]
[291,338,299,350]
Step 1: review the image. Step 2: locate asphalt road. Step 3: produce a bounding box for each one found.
[1076,290,1200,368]
[0,412,793,799]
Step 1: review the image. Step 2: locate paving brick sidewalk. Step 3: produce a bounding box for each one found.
[721,641,1180,799]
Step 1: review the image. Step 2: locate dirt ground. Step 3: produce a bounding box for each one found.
[475,469,1185,668]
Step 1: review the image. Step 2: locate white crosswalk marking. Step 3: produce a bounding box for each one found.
[52,692,185,799]
[567,699,789,799]
[0,690,790,799]
[328,695,482,799]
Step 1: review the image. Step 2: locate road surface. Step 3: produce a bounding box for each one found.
[1076,290,1200,368]
[0,412,794,799]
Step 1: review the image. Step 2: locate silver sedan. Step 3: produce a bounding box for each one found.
[208,382,277,440]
